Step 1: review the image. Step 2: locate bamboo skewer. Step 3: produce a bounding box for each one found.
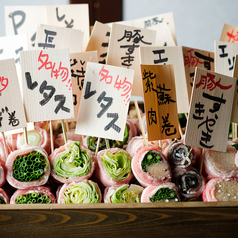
[49,120,54,154]
[1,132,8,158]
[61,119,67,144]
[95,137,101,158]
[134,98,148,147]
[23,127,28,144]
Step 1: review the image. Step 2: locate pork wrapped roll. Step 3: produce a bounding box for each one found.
[203,142,238,180]
[57,180,102,204]
[203,177,238,202]
[103,184,144,203]
[141,182,180,202]
[165,139,201,168]
[17,126,51,155]
[95,148,133,187]
[131,145,172,187]
[10,186,55,204]
[0,188,10,204]
[0,157,6,187]
[173,167,205,198]
[6,145,50,189]
[49,141,95,184]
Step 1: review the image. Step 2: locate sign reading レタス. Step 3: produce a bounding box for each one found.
[75,62,134,141]
[20,48,74,122]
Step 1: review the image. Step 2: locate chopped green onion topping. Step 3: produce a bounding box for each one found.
[0,198,6,204]
[12,150,47,182]
[150,187,178,202]
[101,151,131,181]
[63,180,100,203]
[15,193,51,204]
[141,150,161,172]
[110,184,142,203]
[52,142,91,179]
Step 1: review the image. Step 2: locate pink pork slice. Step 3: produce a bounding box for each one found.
[132,144,172,187]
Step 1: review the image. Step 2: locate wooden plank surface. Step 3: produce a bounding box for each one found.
[1,202,238,237]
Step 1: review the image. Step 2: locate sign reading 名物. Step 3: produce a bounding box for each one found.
[140,46,189,113]
[0,58,27,132]
[35,24,84,53]
[107,23,156,97]
[182,46,214,101]
[185,67,236,152]
[75,62,134,141]
[20,48,74,122]
[141,64,179,141]
[86,21,111,64]
[215,41,238,76]
[69,51,98,121]
[5,4,90,50]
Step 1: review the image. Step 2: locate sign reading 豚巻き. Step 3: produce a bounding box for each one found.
[107,23,156,97]
[0,58,27,132]
[185,67,236,152]
[20,49,74,122]
[141,64,179,141]
[75,62,134,141]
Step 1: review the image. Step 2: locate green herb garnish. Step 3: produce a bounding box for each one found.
[141,150,161,172]
[150,187,178,202]
[12,150,47,182]
[15,192,51,204]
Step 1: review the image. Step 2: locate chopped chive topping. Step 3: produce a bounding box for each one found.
[15,193,51,204]
[141,150,160,172]
[150,188,178,202]
[0,198,6,204]
[12,150,47,182]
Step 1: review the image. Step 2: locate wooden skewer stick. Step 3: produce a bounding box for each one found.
[1,132,8,158]
[235,123,238,139]
[178,121,184,138]
[134,98,148,147]
[10,134,14,151]
[65,121,70,132]
[95,137,101,158]
[23,127,28,144]
[199,148,205,175]
[61,119,67,144]
[49,120,54,154]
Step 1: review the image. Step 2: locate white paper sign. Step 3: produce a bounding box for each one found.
[75,62,134,141]
[0,58,27,132]
[20,49,74,122]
